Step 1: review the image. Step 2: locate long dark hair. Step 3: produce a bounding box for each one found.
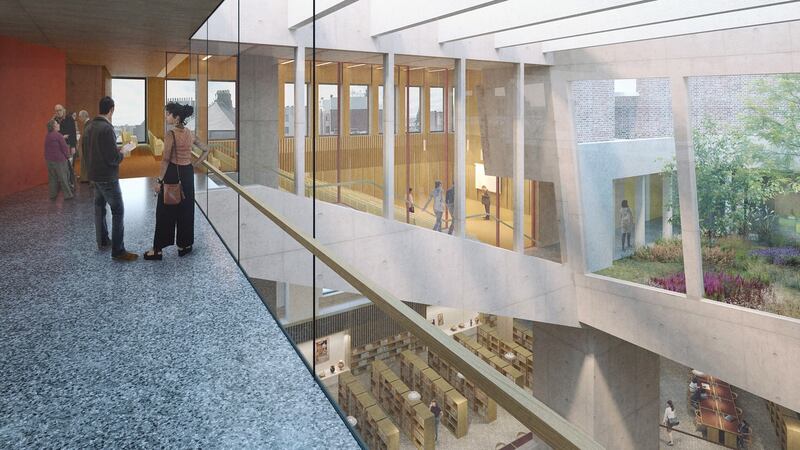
[667,400,674,411]
[621,199,629,208]
[165,102,194,126]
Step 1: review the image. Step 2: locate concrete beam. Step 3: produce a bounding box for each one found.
[513,62,525,252]
[383,52,395,219]
[371,0,506,37]
[288,0,359,30]
[294,45,306,196]
[455,58,467,237]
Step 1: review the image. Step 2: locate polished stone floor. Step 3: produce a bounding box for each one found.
[0,179,359,448]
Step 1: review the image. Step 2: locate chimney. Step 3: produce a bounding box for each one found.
[216,90,233,110]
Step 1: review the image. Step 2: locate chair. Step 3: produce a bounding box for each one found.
[736,407,743,418]
[495,443,507,450]
[731,391,738,401]
[516,431,527,439]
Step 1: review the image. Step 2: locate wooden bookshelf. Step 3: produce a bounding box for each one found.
[766,400,800,450]
[512,321,535,350]
[398,350,469,438]
[371,361,435,450]
[350,331,420,375]
[338,371,400,450]
[427,349,497,422]
[477,324,534,388]
[455,332,525,388]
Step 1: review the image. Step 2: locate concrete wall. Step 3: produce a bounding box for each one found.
[577,138,675,272]
[532,322,660,449]
[196,184,580,327]
[0,36,65,198]
[238,51,280,188]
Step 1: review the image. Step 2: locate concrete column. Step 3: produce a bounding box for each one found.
[294,46,306,196]
[513,63,525,252]
[670,77,704,299]
[383,53,395,220]
[662,173,673,239]
[533,323,660,450]
[454,58,467,237]
[635,176,646,247]
[239,52,279,188]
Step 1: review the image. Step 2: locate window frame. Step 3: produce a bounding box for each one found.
[407,85,422,134]
[429,86,445,133]
[207,79,237,140]
[165,78,198,134]
[318,83,340,136]
[349,84,370,136]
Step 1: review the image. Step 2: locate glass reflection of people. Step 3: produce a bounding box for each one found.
[423,180,444,232]
[480,185,491,220]
[619,199,634,251]
[445,184,455,235]
[406,188,416,224]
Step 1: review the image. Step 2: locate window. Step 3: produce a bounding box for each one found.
[319,84,339,135]
[349,85,369,135]
[378,85,384,134]
[166,79,197,132]
[430,87,444,132]
[614,79,638,97]
[110,78,146,143]
[407,86,421,133]
[284,83,309,137]
[208,81,236,140]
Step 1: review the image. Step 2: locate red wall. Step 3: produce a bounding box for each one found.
[0,35,66,198]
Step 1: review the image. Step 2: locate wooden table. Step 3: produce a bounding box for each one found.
[700,397,737,417]
[698,407,740,448]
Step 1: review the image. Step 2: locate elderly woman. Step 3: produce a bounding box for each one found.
[44,119,74,200]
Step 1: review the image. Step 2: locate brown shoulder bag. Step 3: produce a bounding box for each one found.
[162,130,185,205]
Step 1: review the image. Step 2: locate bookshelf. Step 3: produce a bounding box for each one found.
[766,400,800,450]
[338,371,400,450]
[350,331,420,375]
[427,349,497,422]
[371,361,435,450]
[512,321,535,350]
[399,350,469,438]
[477,324,534,388]
[454,332,525,388]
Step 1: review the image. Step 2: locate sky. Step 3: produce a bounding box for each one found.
[111,79,145,127]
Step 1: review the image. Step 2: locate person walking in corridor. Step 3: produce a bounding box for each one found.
[422,180,445,232]
[86,96,137,261]
[143,102,209,260]
[663,399,678,446]
[445,184,455,235]
[54,104,77,189]
[429,400,441,442]
[44,119,74,200]
[481,185,491,220]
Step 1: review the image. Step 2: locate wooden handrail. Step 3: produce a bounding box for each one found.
[194,152,603,450]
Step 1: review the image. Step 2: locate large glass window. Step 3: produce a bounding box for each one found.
[166,79,197,132]
[208,81,236,140]
[688,74,800,319]
[319,84,339,136]
[430,87,444,132]
[110,78,146,143]
[407,86,421,133]
[349,85,369,135]
[571,78,683,286]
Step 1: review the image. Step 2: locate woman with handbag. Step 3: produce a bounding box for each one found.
[144,102,209,260]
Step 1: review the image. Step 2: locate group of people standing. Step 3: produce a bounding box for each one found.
[44,97,209,262]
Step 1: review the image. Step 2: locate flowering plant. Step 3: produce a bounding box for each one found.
[650,271,772,310]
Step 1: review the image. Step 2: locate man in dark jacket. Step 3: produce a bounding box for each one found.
[85,96,137,261]
[54,104,77,188]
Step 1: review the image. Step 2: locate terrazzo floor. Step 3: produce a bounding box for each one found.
[0,178,360,449]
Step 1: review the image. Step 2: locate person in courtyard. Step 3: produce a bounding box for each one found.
[423,180,445,232]
[143,102,209,260]
[44,119,74,200]
[86,96,138,261]
[619,199,634,251]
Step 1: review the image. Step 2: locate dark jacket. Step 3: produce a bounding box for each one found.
[56,115,77,147]
[85,116,122,182]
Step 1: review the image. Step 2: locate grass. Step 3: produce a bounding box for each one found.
[597,236,800,320]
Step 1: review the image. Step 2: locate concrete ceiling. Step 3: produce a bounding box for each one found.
[0,0,222,76]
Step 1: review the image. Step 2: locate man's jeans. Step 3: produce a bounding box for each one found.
[433,210,443,232]
[94,181,126,256]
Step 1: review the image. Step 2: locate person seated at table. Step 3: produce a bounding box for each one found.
[691,385,707,408]
[737,420,751,449]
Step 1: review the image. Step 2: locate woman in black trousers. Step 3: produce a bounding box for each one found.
[144,102,209,260]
